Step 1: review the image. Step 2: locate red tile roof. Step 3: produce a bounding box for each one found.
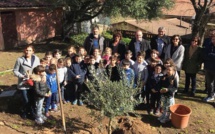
[0,0,52,8]
[163,0,215,17]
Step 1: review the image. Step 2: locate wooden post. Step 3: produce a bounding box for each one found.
[55,64,67,133]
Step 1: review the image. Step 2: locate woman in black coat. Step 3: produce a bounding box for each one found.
[109,31,126,60]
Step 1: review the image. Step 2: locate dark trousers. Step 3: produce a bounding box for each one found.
[65,82,75,101]
[45,92,57,113]
[74,83,84,100]
[150,92,161,110]
[185,73,197,93]
[21,89,35,115]
[205,70,215,97]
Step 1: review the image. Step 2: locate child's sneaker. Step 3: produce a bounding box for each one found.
[35,118,44,124]
[149,109,154,115]
[72,99,78,105]
[42,115,47,121]
[160,117,170,123]
[158,113,166,121]
[45,112,50,117]
[78,100,83,106]
[155,109,160,116]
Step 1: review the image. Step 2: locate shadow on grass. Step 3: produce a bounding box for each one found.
[140,114,173,128]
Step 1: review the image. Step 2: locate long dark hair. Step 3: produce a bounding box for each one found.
[171,34,182,46]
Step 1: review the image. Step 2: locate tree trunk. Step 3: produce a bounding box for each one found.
[108,117,113,134]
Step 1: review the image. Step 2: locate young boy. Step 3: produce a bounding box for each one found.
[120,50,135,68]
[121,59,135,87]
[57,58,68,103]
[69,54,87,105]
[158,65,179,123]
[45,64,58,116]
[148,64,163,115]
[132,51,148,88]
[31,65,51,124]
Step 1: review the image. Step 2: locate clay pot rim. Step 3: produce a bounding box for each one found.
[170,104,192,116]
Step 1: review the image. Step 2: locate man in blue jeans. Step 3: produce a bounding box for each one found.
[203,36,215,102]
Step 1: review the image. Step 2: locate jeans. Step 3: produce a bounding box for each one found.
[57,82,65,103]
[45,92,57,113]
[205,70,215,97]
[161,96,175,112]
[35,98,45,119]
[185,73,197,93]
[21,89,35,115]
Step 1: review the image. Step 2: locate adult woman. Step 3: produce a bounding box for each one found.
[109,31,126,60]
[164,35,185,76]
[182,37,203,96]
[13,45,40,118]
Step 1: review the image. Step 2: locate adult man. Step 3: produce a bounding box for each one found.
[203,36,215,102]
[150,27,170,60]
[203,29,215,48]
[83,25,105,55]
[128,30,151,61]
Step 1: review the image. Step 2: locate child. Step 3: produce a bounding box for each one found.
[158,65,179,123]
[64,57,73,102]
[102,47,112,67]
[69,54,87,105]
[31,65,51,124]
[162,58,175,75]
[148,64,163,115]
[45,64,58,116]
[44,51,53,67]
[146,49,163,65]
[57,58,68,103]
[121,59,135,87]
[40,58,48,70]
[65,45,76,59]
[106,55,121,82]
[120,50,135,68]
[86,55,99,82]
[53,49,62,60]
[132,52,148,88]
[93,48,101,63]
[78,47,87,61]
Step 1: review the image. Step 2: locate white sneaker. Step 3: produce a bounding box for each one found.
[160,117,170,123]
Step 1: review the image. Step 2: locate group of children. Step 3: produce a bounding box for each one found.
[30,45,179,124]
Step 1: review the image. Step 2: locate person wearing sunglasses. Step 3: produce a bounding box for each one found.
[182,37,203,97]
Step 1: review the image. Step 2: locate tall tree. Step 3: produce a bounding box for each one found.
[40,0,174,35]
[190,0,215,44]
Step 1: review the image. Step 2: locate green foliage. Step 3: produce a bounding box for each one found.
[70,33,88,47]
[84,67,141,119]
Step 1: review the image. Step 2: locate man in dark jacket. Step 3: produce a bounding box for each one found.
[128,30,151,61]
[150,27,170,60]
[203,36,215,102]
[83,25,105,55]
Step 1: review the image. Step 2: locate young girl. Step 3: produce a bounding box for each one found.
[162,58,175,75]
[158,65,179,123]
[148,64,163,115]
[106,55,121,82]
[31,65,51,124]
[78,47,87,61]
[102,47,112,67]
[146,49,163,65]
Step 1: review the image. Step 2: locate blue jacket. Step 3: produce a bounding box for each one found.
[46,73,58,93]
[204,43,215,72]
[69,61,86,83]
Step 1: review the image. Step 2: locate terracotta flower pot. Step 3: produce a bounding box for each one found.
[170,104,192,129]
